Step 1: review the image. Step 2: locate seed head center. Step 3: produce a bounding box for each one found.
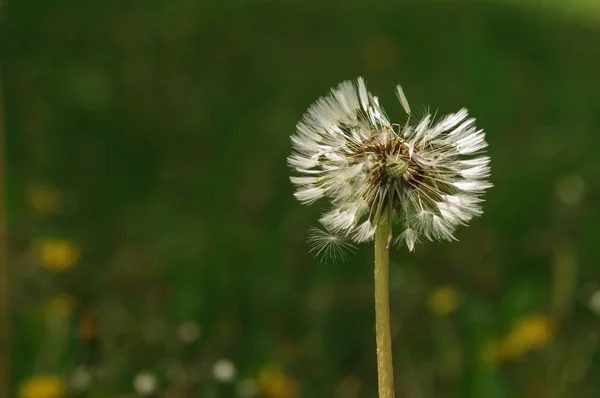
[384,153,410,179]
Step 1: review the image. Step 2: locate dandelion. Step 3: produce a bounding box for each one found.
[133,371,158,397]
[502,314,553,360]
[589,289,600,315]
[482,315,554,367]
[258,367,298,398]
[428,285,460,317]
[19,375,65,398]
[35,239,80,271]
[47,294,76,319]
[288,78,491,398]
[212,359,237,383]
[289,78,490,252]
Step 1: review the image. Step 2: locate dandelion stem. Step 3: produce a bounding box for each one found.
[0,62,10,398]
[374,214,394,398]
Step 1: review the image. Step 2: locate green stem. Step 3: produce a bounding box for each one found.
[374,215,394,398]
[0,63,9,398]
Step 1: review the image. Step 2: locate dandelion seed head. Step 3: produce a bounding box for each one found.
[587,289,600,316]
[212,359,237,383]
[289,78,491,254]
[133,371,158,396]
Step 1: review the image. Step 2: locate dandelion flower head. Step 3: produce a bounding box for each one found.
[19,375,66,398]
[35,239,80,271]
[288,78,491,254]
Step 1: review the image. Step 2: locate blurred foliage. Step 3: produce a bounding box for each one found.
[498,0,600,26]
[2,0,600,397]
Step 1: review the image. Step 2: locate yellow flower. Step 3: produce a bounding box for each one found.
[503,314,553,358]
[19,375,66,398]
[482,314,554,365]
[47,294,76,318]
[28,184,62,216]
[36,239,80,271]
[428,285,460,316]
[258,367,298,398]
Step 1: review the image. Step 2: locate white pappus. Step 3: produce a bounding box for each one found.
[289,78,491,258]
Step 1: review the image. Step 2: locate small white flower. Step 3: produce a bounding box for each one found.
[133,371,158,396]
[212,359,237,383]
[289,78,491,253]
[589,290,600,315]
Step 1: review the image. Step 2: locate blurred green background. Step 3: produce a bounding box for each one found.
[2,0,600,397]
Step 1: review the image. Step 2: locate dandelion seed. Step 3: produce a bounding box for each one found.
[289,78,491,253]
[395,85,410,115]
[306,227,356,263]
